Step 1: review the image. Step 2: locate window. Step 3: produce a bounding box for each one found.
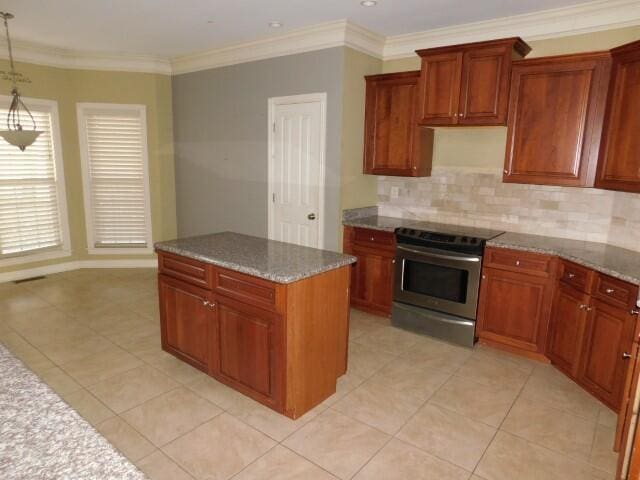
[77,103,152,254]
[0,96,70,265]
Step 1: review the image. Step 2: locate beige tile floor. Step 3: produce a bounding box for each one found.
[0,268,620,480]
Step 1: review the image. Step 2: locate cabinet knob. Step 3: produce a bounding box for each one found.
[391,259,396,264]
[370,237,375,241]
[515,260,520,266]
[623,352,632,360]
[605,288,615,294]
[567,273,575,279]
[631,309,640,316]
[579,304,588,310]
[503,169,508,175]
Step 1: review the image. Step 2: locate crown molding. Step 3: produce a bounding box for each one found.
[0,39,172,75]
[0,0,638,75]
[171,20,384,75]
[383,0,640,59]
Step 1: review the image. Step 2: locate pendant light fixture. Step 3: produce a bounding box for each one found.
[0,12,41,151]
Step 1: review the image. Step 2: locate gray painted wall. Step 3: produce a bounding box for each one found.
[172,47,345,251]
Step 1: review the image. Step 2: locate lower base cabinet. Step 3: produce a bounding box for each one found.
[343,226,396,317]
[159,275,212,372]
[578,299,636,410]
[546,285,589,378]
[477,267,553,355]
[216,295,282,407]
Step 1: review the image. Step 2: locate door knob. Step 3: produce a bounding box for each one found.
[307,213,316,220]
[623,352,632,360]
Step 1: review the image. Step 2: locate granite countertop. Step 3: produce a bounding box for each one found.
[343,208,640,305]
[343,215,504,240]
[342,215,416,232]
[488,232,640,291]
[155,232,356,284]
[0,344,146,479]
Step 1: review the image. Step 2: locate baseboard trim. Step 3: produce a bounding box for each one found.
[0,259,158,283]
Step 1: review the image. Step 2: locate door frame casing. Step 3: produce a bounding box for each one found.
[267,92,327,249]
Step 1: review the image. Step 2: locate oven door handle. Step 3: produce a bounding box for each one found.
[396,245,481,263]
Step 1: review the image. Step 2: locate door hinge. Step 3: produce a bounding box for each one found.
[272,192,276,203]
[272,122,276,133]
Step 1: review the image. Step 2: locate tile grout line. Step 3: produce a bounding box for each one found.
[469,359,536,476]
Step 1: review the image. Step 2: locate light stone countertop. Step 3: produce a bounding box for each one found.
[342,209,640,306]
[155,232,356,284]
[488,232,640,305]
[0,344,147,480]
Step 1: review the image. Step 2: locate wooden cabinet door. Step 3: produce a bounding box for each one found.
[417,51,463,125]
[350,245,395,317]
[503,53,611,186]
[459,45,510,125]
[364,71,432,176]
[547,285,589,378]
[596,40,640,193]
[579,299,636,410]
[476,267,553,354]
[159,274,212,372]
[215,295,282,406]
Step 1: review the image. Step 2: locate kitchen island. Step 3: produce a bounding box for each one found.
[154,232,356,419]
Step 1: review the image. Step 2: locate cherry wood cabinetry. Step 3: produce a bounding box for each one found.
[416,38,530,126]
[546,259,640,411]
[159,275,213,372]
[596,40,640,193]
[503,52,612,187]
[546,284,590,377]
[157,251,350,419]
[343,226,396,317]
[477,248,556,359]
[580,299,636,410]
[363,71,434,177]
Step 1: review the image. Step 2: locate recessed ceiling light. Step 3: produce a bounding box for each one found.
[360,0,378,6]
[269,21,283,28]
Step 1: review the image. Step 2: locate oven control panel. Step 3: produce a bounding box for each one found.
[395,228,486,255]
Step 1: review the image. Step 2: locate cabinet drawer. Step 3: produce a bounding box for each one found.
[353,228,396,250]
[593,273,639,309]
[484,248,554,277]
[158,252,212,288]
[559,260,595,293]
[213,267,279,312]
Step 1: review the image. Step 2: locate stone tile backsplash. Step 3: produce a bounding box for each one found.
[377,167,639,252]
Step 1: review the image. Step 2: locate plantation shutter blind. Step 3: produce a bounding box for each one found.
[0,108,63,256]
[79,105,151,249]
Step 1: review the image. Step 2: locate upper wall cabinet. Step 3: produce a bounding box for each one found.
[415,38,531,126]
[363,71,434,177]
[503,52,612,187]
[596,40,640,193]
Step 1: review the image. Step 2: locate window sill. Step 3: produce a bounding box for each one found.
[87,246,154,255]
[0,248,72,268]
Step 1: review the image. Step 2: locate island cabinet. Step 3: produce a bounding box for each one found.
[503,52,612,187]
[476,247,557,360]
[363,71,434,177]
[157,249,351,419]
[596,40,640,193]
[415,37,531,126]
[343,226,396,317]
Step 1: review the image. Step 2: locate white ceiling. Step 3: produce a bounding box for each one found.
[1,0,597,58]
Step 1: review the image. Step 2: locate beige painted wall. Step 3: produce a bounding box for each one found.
[381,25,640,171]
[340,48,382,213]
[0,60,176,273]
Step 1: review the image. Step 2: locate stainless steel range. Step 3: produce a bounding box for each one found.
[392,224,503,347]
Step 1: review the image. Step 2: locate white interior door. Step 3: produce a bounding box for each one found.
[268,93,326,249]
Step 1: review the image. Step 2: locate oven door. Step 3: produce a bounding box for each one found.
[394,243,482,319]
